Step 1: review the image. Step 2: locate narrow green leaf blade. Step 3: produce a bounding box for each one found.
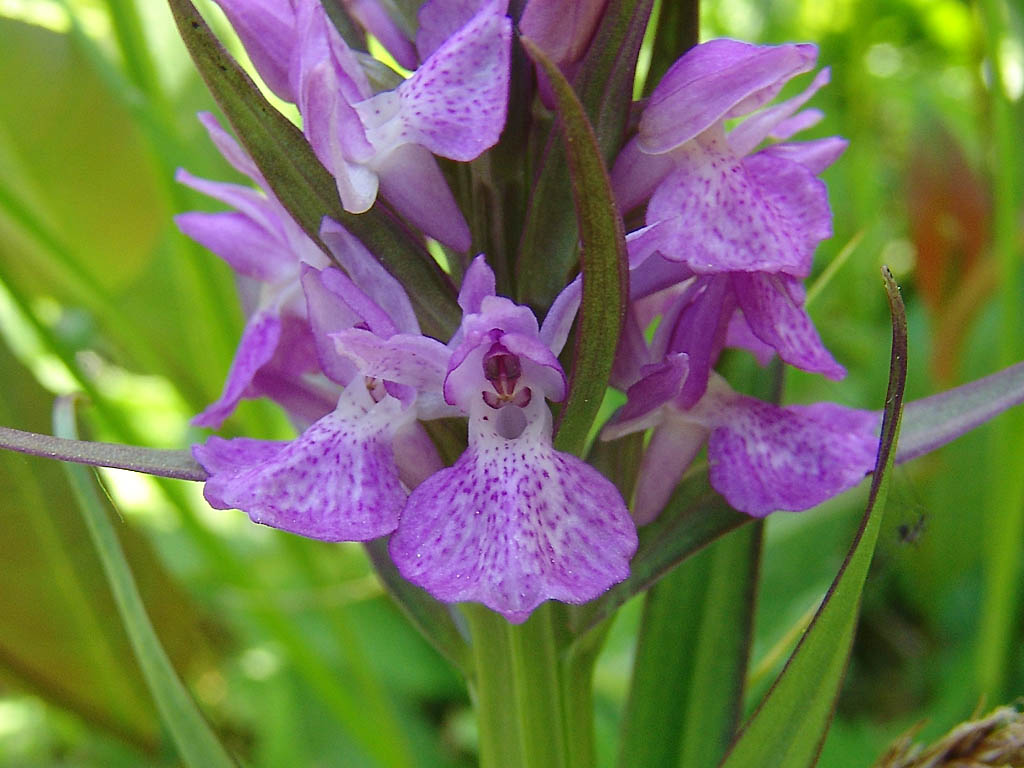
[719,267,908,768]
[521,38,628,457]
[54,399,236,768]
[516,0,653,310]
[617,523,761,768]
[165,0,460,340]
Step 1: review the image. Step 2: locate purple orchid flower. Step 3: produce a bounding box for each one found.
[331,257,637,622]
[192,219,445,541]
[604,364,879,524]
[293,0,511,250]
[614,40,848,406]
[207,0,511,251]
[176,112,334,428]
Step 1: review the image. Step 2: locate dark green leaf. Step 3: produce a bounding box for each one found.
[516,0,653,310]
[719,267,908,768]
[166,0,460,340]
[521,38,628,457]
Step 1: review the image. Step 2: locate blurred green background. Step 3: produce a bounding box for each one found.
[0,0,1021,765]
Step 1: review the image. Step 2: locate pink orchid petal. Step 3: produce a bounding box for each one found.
[611,136,678,214]
[376,144,471,251]
[520,0,607,69]
[539,276,581,356]
[731,272,845,379]
[193,311,283,428]
[194,384,410,540]
[300,266,364,386]
[397,0,511,161]
[175,209,295,283]
[390,399,636,622]
[332,328,450,390]
[616,353,689,426]
[632,418,708,524]
[320,219,421,334]
[416,0,488,60]
[659,276,734,408]
[639,40,818,154]
[728,67,831,155]
[707,398,877,516]
[458,255,497,315]
[646,137,831,277]
[724,311,777,366]
[211,0,298,102]
[344,0,418,70]
[196,112,265,183]
[760,137,848,176]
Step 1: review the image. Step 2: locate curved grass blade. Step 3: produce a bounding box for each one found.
[0,426,206,481]
[53,398,236,768]
[166,0,459,340]
[521,38,628,457]
[718,266,908,768]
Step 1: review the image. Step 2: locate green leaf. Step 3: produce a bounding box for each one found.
[521,38,628,458]
[719,267,908,768]
[54,398,237,768]
[165,0,460,340]
[617,523,761,768]
[570,469,750,634]
[516,0,653,310]
[0,340,223,755]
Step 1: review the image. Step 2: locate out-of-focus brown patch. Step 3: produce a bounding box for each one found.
[907,125,993,384]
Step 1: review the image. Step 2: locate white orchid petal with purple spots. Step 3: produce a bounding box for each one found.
[645,136,830,277]
[332,328,451,391]
[396,0,510,162]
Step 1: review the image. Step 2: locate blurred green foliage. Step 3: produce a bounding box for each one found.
[0,0,1021,765]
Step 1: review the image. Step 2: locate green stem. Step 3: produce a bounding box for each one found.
[467,604,596,768]
[466,605,526,768]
